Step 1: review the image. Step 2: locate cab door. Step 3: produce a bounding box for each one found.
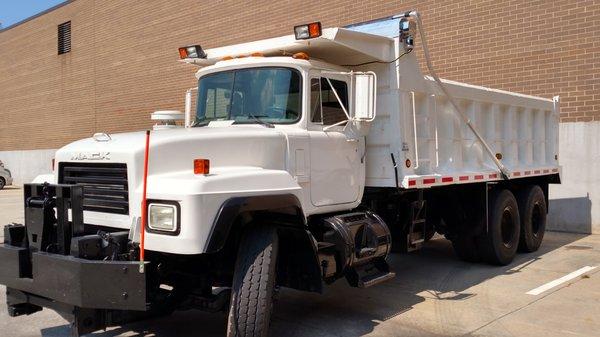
[308,74,361,207]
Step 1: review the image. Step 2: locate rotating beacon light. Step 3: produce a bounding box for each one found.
[399,17,414,51]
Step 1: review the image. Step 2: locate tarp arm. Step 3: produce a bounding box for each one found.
[404,10,511,179]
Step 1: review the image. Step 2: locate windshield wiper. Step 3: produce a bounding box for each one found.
[239,114,274,128]
[191,119,210,127]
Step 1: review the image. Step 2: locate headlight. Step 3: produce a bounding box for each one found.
[148,203,178,233]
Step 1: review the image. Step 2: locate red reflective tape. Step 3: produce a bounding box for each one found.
[543,169,549,174]
[513,172,521,177]
[534,170,541,174]
[489,173,498,179]
[459,176,469,181]
[423,178,436,184]
[552,168,558,173]
[408,180,416,187]
[524,171,531,175]
[474,175,484,180]
[442,177,453,183]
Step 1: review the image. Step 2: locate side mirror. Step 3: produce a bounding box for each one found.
[353,72,376,121]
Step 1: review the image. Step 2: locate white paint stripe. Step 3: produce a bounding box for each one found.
[526,266,597,296]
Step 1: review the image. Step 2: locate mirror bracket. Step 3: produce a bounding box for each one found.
[184,87,198,128]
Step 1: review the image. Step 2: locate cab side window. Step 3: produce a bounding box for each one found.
[310,78,322,123]
[310,77,349,125]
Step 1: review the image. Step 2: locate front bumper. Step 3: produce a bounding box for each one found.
[0,183,152,336]
[3,176,12,186]
[0,244,148,311]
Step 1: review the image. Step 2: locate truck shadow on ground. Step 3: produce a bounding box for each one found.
[40,232,587,337]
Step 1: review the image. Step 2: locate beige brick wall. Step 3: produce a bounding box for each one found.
[1,0,599,151]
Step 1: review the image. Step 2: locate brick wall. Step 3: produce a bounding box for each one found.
[0,0,599,151]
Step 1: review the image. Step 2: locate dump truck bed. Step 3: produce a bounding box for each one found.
[364,66,559,188]
[348,18,560,189]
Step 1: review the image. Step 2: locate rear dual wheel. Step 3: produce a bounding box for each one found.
[449,189,520,265]
[452,185,547,265]
[517,185,547,253]
[450,189,521,265]
[477,189,521,265]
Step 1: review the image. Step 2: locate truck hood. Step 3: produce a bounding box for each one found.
[55,125,288,185]
[52,126,300,249]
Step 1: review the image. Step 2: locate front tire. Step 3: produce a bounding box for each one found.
[227,225,279,337]
[0,178,5,190]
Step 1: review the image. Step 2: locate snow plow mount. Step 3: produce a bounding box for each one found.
[0,183,148,336]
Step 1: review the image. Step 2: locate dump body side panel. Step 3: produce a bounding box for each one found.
[350,19,559,188]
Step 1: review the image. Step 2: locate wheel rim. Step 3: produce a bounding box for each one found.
[531,203,542,238]
[500,206,515,247]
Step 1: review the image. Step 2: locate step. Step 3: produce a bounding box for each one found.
[359,271,396,288]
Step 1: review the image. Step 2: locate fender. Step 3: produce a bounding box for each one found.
[205,193,324,292]
[205,193,305,253]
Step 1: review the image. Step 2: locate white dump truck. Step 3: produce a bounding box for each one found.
[0,11,560,337]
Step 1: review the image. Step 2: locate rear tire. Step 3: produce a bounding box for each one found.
[477,189,520,265]
[0,178,4,190]
[517,185,547,252]
[227,225,279,337]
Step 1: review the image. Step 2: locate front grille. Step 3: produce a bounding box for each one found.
[59,162,129,215]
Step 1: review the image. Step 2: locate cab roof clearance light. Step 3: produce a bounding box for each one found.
[292,52,310,60]
[178,45,207,59]
[294,22,322,40]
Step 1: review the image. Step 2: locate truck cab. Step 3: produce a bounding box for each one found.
[192,56,366,214]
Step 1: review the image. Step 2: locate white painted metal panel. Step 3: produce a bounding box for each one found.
[346,20,559,188]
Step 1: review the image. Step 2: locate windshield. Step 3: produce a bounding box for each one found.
[195,67,301,125]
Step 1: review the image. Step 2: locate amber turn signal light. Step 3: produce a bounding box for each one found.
[292,52,310,60]
[194,159,210,175]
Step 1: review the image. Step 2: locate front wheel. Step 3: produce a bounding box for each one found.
[227,225,279,337]
[0,178,5,190]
